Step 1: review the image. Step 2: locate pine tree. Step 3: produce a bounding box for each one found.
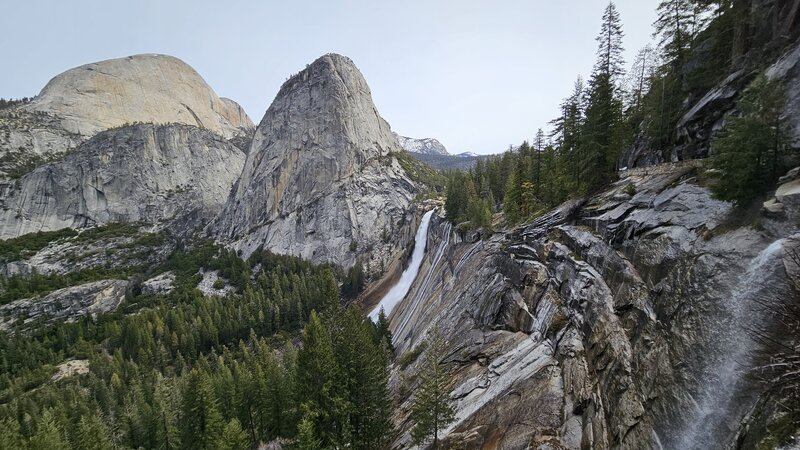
[181,369,225,449]
[29,409,70,450]
[581,2,626,191]
[319,269,340,311]
[532,129,546,197]
[625,45,659,110]
[0,418,26,450]
[332,307,393,450]
[551,76,586,193]
[445,172,469,223]
[710,74,787,205]
[410,327,456,449]
[342,262,365,299]
[375,308,395,354]
[503,143,528,224]
[653,0,696,67]
[296,311,346,447]
[294,408,321,450]
[594,2,626,85]
[76,413,113,450]
[154,374,181,449]
[215,419,250,450]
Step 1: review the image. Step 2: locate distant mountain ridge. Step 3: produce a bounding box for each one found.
[393,133,449,155]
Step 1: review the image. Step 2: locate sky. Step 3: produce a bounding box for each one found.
[1,1,657,155]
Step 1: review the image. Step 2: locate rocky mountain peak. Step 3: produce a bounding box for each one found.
[25,54,253,138]
[213,53,417,270]
[394,133,449,156]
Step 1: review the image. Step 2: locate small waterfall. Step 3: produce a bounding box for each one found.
[676,239,784,449]
[369,210,435,321]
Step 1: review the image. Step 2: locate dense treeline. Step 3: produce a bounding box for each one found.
[446,0,795,227]
[0,241,396,449]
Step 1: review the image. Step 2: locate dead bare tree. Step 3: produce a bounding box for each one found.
[749,244,800,411]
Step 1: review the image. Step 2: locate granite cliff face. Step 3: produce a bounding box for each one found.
[387,164,798,449]
[213,54,417,271]
[0,54,253,178]
[0,123,245,239]
[26,54,253,139]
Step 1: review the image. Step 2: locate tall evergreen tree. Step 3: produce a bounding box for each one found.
[625,45,659,110]
[180,369,224,449]
[295,409,321,450]
[332,307,393,450]
[410,327,456,449]
[595,2,626,84]
[581,2,626,190]
[29,409,70,450]
[76,413,113,450]
[532,129,546,197]
[153,374,181,450]
[653,0,696,67]
[375,308,395,353]
[296,311,346,448]
[0,418,26,450]
[551,76,586,192]
[710,74,787,205]
[503,142,528,224]
[215,418,250,450]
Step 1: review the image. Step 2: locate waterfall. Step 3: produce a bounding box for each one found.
[368,210,435,321]
[676,239,784,450]
[394,219,452,336]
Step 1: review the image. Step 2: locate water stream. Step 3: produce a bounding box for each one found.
[368,209,435,321]
[676,239,785,449]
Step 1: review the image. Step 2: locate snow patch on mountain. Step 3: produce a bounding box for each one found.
[393,133,449,156]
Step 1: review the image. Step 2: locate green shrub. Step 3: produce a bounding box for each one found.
[0,228,79,261]
[398,341,428,369]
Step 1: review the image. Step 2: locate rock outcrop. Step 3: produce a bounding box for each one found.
[213,54,417,271]
[394,133,449,155]
[0,123,245,239]
[388,164,796,449]
[0,279,129,331]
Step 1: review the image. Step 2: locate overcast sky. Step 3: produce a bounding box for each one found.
[2,1,657,154]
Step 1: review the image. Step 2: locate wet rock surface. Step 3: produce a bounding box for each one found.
[388,165,797,449]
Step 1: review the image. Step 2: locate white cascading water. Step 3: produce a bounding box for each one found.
[369,209,435,321]
[394,219,452,337]
[676,239,784,450]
